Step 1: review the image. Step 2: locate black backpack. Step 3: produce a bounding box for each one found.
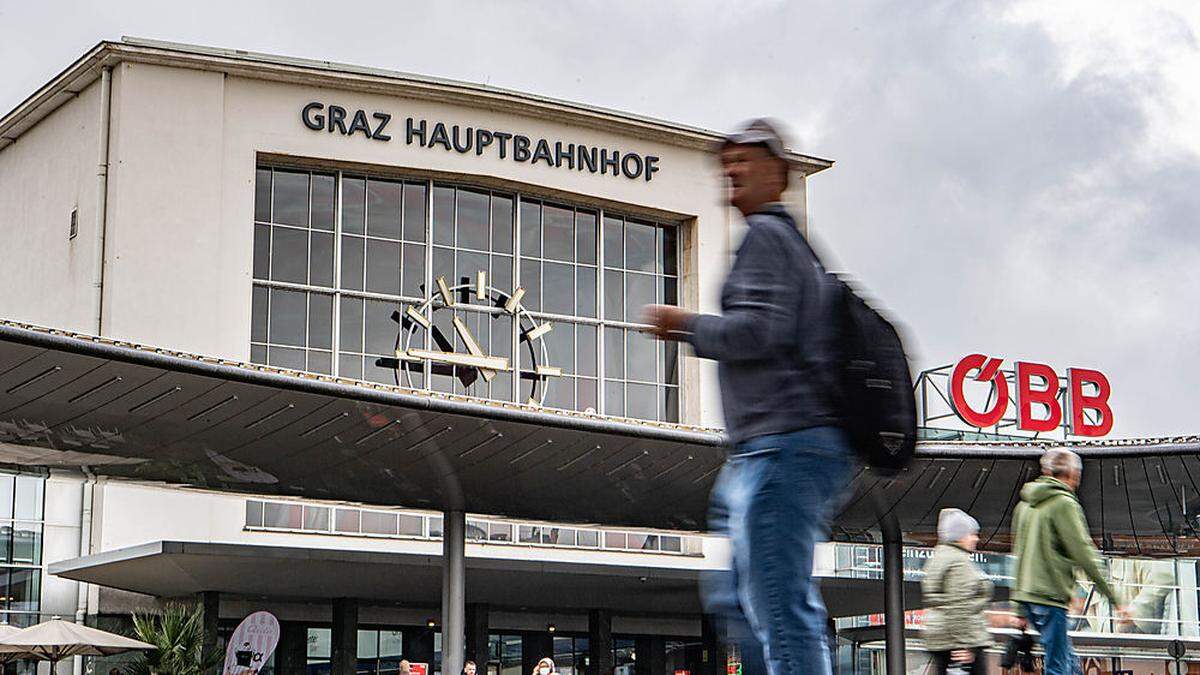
[781,214,917,475]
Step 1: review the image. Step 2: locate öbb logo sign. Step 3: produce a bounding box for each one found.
[949,354,1113,437]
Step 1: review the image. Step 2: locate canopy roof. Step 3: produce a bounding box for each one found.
[1,320,1197,554]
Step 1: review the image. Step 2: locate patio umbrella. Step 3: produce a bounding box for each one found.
[0,624,22,664]
[0,618,154,672]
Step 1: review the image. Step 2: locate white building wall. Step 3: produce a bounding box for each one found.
[0,80,102,334]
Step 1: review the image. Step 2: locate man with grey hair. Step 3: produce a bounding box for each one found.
[1011,448,1128,674]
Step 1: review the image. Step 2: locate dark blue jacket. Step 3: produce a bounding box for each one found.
[687,205,842,444]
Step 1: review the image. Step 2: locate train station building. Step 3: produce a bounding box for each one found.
[1,38,1198,674]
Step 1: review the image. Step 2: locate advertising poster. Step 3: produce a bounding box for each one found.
[223,611,281,674]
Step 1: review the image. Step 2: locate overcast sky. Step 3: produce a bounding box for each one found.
[2,1,1197,438]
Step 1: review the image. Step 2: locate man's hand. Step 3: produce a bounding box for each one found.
[642,304,695,341]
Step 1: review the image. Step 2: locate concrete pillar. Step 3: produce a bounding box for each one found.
[332,598,359,675]
[466,603,490,668]
[277,621,309,673]
[635,636,666,675]
[589,609,614,675]
[200,590,220,673]
[443,510,466,675]
[523,632,554,675]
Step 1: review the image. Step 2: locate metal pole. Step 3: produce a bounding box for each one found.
[881,512,905,674]
[443,509,466,675]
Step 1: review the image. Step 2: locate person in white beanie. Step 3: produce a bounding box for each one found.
[921,508,994,674]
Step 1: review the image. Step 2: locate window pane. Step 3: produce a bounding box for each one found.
[253,224,270,280]
[0,476,13,521]
[433,186,455,246]
[366,240,401,295]
[403,183,427,242]
[577,530,599,547]
[251,285,268,343]
[491,195,513,253]
[660,277,678,306]
[605,381,624,417]
[625,220,656,272]
[518,525,538,543]
[627,383,657,421]
[308,294,333,350]
[661,387,680,423]
[520,199,541,257]
[604,327,624,379]
[303,505,330,531]
[362,511,398,535]
[457,189,489,251]
[625,273,655,323]
[273,170,309,227]
[542,262,573,316]
[489,522,513,542]
[604,269,623,320]
[270,227,308,284]
[340,235,365,291]
[457,251,489,296]
[13,476,43,521]
[399,514,423,536]
[576,324,596,377]
[335,509,361,533]
[604,532,627,549]
[627,331,656,382]
[342,176,366,234]
[433,247,454,288]
[310,231,334,287]
[311,174,336,231]
[339,296,364,353]
[245,500,263,527]
[254,168,271,222]
[543,321,575,374]
[364,299,398,355]
[576,211,597,264]
[662,226,678,275]
[520,260,541,312]
[358,630,379,659]
[268,288,306,347]
[8,568,40,611]
[263,502,302,528]
[250,345,266,365]
[367,179,402,239]
[268,346,305,370]
[661,535,682,553]
[492,255,513,294]
[307,350,332,375]
[545,375,574,410]
[339,354,363,380]
[577,267,596,318]
[662,341,679,385]
[543,204,573,262]
[577,377,597,413]
[603,216,622,267]
[402,243,426,298]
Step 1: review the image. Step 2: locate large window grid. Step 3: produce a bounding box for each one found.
[0,472,44,627]
[252,165,681,423]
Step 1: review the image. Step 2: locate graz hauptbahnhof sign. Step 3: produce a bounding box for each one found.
[300,101,662,182]
[949,354,1114,437]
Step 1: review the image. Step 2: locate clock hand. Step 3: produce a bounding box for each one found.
[452,317,497,382]
[406,348,509,371]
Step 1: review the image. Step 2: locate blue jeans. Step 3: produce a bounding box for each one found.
[702,427,853,675]
[1024,603,1080,675]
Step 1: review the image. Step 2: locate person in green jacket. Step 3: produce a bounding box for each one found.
[1011,448,1129,674]
[921,508,994,674]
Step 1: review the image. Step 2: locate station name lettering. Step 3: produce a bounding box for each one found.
[301,102,661,182]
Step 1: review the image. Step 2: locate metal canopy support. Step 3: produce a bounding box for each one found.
[443,510,466,675]
[200,590,219,674]
[881,513,906,674]
[332,597,359,675]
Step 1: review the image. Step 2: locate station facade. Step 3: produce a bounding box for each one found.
[0,38,1196,675]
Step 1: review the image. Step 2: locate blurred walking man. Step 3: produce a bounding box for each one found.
[644,119,851,675]
[1012,448,1129,674]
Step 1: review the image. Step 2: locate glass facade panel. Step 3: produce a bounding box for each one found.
[251,167,681,422]
[0,472,43,626]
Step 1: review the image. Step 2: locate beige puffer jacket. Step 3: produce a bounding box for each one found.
[920,543,994,651]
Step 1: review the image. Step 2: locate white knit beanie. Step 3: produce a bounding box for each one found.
[937,508,979,543]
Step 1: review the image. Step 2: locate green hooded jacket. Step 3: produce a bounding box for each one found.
[1011,476,1117,609]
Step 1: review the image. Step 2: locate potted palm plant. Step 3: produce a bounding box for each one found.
[123,603,223,675]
